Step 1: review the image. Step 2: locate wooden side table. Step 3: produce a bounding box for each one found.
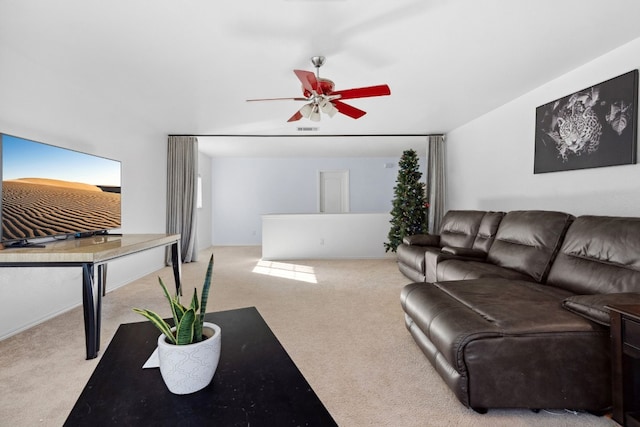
[608,304,640,427]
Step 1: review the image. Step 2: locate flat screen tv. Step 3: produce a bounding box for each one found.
[0,133,121,247]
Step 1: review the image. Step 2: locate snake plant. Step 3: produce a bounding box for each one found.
[133,254,214,345]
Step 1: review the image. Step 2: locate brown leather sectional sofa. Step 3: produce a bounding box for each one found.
[398,210,640,413]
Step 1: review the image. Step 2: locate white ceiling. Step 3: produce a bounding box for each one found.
[3,1,640,157]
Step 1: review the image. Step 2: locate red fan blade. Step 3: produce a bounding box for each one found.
[246,97,308,102]
[331,84,390,100]
[287,110,303,122]
[293,69,322,95]
[332,100,367,119]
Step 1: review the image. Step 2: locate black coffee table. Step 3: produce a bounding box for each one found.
[65,307,337,426]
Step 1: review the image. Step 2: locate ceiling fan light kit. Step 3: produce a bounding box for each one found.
[310,107,321,122]
[246,56,390,122]
[299,103,313,118]
[319,99,338,117]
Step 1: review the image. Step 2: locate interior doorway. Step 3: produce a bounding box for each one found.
[318,170,350,213]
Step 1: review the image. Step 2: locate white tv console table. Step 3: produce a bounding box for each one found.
[0,234,181,359]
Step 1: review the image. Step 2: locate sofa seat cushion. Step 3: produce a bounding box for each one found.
[401,279,600,373]
[435,258,534,282]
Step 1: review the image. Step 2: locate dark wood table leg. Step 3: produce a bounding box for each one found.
[96,264,104,353]
[610,310,624,424]
[171,241,182,295]
[82,263,99,360]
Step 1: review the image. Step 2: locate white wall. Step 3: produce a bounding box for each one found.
[446,38,640,216]
[210,156,425,245]
[197,152,213,251]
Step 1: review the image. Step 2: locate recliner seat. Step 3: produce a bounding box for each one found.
[396,210,501,282]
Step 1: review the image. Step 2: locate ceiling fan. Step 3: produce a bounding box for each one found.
[246,56,391,122]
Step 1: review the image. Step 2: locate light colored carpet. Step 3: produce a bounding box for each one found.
[0,246,617,426]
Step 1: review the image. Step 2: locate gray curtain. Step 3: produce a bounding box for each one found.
[166,135,198,263]
[427,135,446,233]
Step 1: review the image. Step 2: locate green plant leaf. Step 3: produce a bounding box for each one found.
[173,298,186,324]
[198,254,214,327]
[175,308,195,345]
[190,288,199,312]
[191,288,202,342]
[158,277,179,327]
[132,308,176,344]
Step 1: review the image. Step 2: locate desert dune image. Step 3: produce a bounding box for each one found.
[2,178,121,241]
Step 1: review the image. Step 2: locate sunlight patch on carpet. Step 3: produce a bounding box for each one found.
[252,260,317,283]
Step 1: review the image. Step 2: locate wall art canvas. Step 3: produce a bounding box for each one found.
[534,70,638,174]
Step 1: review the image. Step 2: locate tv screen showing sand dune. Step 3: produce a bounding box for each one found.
[1,134,121,242]
[2,179,121,240]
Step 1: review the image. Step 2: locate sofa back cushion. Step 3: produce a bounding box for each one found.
[547,216,640,294]
[486,210,574,282]
[438,210,487,248]
[472,211,505,253]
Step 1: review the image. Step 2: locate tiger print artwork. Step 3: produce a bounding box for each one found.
[548,89,602,161]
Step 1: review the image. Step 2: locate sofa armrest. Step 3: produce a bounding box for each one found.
[441,246,487,259]
[562,293,640,326]
[403,234,440,247]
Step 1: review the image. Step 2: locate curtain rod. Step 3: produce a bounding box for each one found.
[169,133,441,138]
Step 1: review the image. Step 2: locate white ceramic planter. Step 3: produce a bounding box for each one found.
[157,322,221,395]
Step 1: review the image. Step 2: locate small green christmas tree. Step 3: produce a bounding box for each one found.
[384,149,428,253]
